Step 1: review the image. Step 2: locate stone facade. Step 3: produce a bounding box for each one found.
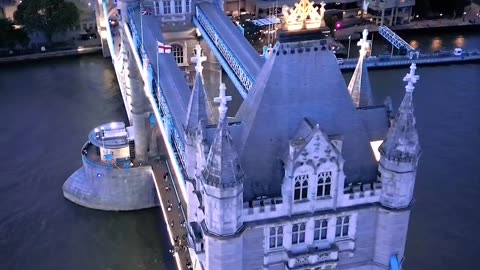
[183,45,421,269]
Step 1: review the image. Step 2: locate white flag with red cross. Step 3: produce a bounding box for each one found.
[157,41,172,54]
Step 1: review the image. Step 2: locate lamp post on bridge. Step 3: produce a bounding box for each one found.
[347,35,351,59]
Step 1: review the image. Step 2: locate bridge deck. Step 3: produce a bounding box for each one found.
[152,159,192,270]
[130,7,191,139]
[197,2,263,81]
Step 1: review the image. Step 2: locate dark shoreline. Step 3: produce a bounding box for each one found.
[0,46,103,64]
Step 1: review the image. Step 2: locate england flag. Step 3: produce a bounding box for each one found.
[157,41,172,54]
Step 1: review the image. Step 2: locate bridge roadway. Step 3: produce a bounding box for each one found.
[338,51,480,70]
[151,155,192,270]
[194,2,263,97]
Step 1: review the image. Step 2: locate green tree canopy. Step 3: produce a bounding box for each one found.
[0,18,30,49]
[13,0,79,43]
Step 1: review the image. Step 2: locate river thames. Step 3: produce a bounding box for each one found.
[0,32,479,270]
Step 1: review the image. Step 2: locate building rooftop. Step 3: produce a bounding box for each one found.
[88,122,132,149]
[233,38,388,201]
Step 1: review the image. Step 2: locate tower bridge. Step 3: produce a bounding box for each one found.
[63,1,426,270]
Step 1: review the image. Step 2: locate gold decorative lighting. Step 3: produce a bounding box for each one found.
[282,0,325,31]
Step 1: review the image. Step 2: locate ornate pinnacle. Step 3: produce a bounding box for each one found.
[191,44,207,73]
[358,28,371,57]
[213,83,232,120]
[403,63,419,93]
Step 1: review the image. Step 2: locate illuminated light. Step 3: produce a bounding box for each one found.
[283,0,325,31]
[454,36,465,48]
[431,38,442,52]
[440,13,443,16]
[370,140,383,161]
[97,173,102,178]
[336,22,341,29]
[409,40,419,49]
[415,15,419,18]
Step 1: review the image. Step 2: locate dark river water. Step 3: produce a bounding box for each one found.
[1,31,479,270]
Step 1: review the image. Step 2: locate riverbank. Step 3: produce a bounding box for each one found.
[336,2,480,41]
[336,21,480,41]
[0,46,103,64]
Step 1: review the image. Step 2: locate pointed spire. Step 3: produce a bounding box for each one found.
[380,63,421,160]
[347,28,374,107]
[185,45,209,134]
[202,84,244,187]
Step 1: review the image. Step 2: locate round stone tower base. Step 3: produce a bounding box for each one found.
[63,158,159,211]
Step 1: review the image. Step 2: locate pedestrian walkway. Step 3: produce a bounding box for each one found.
[151,157,193,270]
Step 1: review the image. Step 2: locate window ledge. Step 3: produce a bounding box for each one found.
[268,246,284,251]
[316,195,332,200]
[334,236,352,241]
[293,199,310,204]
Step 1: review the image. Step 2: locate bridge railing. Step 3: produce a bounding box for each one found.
[194,4,254,95]
[126,6,187,172]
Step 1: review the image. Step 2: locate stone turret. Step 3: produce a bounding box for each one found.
[202,83,244,235]
[373,63,421,269]
[347,28,374,107]
[378,62,421,209]
[184,44,210,179]
[202,83,244,270]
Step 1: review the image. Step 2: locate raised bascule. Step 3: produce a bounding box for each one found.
[64,0,423,269]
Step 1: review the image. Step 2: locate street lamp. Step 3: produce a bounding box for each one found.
[347,35,351,59]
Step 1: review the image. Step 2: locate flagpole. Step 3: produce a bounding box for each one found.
[157,50,160,91]
[140,2,144,48]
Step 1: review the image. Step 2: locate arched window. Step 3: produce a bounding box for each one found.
[269,226,283,248]
[314,219,328,241]
[335,216,350,238]
[317,171,332,198]
[294,174,309,201]
[292,222,306,244]
[171,44,184,64]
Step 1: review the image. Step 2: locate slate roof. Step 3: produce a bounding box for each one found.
[234,39,387,201]
[358,106,389,141]
[202,112,245,188]
[380,65,421,160]
[185,72,210,133]
[347,54,374,107]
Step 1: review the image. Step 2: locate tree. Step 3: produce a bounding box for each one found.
[0,18,14,48]
[14,0,79,44]
[0,18,30,49]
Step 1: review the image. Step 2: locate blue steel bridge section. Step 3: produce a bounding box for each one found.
[99,0,265,197]
[100,0,192,193]
[193,2,263,98]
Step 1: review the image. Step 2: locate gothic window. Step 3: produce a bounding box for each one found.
[162,0,171,14]
[335,216,350,238]
[291,222,306,245]
[171,44,184,64]
[317,171,332,198]
[174,0,182,13]
[269,226,283,248]
[153,1,161,15]
[185,0,190,13]
[314,219,328,241]
[294,174,309,201]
